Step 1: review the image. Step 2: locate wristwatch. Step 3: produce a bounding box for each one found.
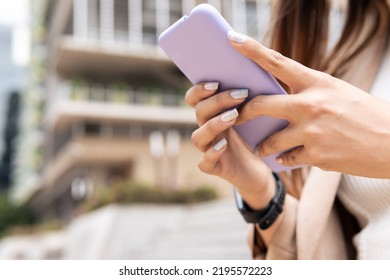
[234,172,286,230]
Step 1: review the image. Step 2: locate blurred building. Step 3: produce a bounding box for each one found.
[0,24,26,191]
[12,0,271,221]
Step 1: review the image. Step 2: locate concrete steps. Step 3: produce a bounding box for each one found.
[0,198,252,260]
[139,199,251,260]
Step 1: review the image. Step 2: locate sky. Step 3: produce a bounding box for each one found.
[0,0,29,156]
[0,0,30,66]
[0,0,29,26]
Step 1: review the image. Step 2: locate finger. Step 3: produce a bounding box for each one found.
[276,146,308,166]
[185,82,219,107]
[195,89,248,125]
[228,31,315,93]
[258,125,303,157]
[197,138,227,175]
[192,109,238,152]
[236,94,298,125]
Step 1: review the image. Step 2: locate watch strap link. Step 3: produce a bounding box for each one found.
[258,174,286,229]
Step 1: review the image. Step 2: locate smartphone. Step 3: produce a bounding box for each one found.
[159,4,298,172]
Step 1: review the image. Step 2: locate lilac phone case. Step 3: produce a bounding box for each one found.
[159,4,298,172]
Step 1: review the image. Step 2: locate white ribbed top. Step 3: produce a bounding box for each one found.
[337,46,390,259]
[338,175,390,259]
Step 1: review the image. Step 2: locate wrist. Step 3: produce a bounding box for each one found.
[237,171,276,210]
[234,172,286,230]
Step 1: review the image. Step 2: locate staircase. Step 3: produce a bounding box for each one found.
[0,198,252,260]
[139,199,251,260]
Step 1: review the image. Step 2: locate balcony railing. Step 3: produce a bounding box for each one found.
[58,81,187,108]
[69,0,271,47]
[50,116,196,159]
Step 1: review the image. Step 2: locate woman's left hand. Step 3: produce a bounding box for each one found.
[185,83,275,209]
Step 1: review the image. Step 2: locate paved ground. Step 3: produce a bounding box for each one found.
[0,198,251,260]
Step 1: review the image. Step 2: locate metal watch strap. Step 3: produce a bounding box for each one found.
[234,172,286,230]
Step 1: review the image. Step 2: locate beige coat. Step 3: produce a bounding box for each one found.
[248,37,388,260]
[249,169,346,259]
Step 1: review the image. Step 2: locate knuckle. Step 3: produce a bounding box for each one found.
[248,96,266,114]
[197,158,212,174]
[184,89,194,106]
[194,103,204,124]
[214,92,225,106]
[197,161,209,174]
[304,125,322,141]
[283,146,303,166]
[246,41,262,59]
[261,135,278,155]
[268,49,287,70]
[191,131,200,148]
[316,72,334,88]
[315,157,329,171]
[205,118,219,134]
[258,144,267,156]
[300,96,325,117]
[314,151,328,169]
[284,152,297,166]
[306,148,317,164]
[306,146,326,168]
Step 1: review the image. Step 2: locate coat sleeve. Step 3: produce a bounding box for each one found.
[247,194,298,260]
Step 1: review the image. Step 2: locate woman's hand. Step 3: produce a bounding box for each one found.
[185,83,275,209]
[228,31,390,178]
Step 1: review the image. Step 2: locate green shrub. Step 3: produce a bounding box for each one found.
[0,192,36,237]
[170,185,218,203]
[78,182,218,213]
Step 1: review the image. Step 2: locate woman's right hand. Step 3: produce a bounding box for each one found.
[185,83,276,210]
[228,31,390,178]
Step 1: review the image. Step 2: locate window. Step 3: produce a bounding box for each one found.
[142,0,157,45]
[114,0,129,42]
[84,122,101,135]
[87,0,100,40]
[170,0,183,24]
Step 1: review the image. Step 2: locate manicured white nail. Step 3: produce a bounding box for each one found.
[204,82,219,91]
[228,31,246,44]
[230,89,248,99]
[221,109,239,122]
[214,138,227,151]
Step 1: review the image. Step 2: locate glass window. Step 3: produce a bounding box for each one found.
[114,0,129,42]
[142,0,157,45]
[87,0,100,40]
[170,0,183,25]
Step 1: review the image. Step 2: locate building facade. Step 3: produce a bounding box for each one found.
[0,24,27,191]
[12,0,271,220]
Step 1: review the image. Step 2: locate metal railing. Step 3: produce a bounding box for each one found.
[58,82,187,108]
[70,0,270,46]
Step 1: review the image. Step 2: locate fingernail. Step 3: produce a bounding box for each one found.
[214,138,227,151]
[276,157,283,164]
[230,89,248,99]
[228,31,246,44]
[204,82,219,91]
[221,109,239,122]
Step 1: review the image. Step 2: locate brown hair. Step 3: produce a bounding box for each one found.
[267,0,390,197]
[268,0,390,76]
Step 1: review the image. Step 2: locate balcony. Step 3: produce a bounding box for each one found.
[55,36,182,87]
[49,0,271,84]
[47,81,196,130]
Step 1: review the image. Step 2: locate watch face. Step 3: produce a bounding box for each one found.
[234,187,245,210]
